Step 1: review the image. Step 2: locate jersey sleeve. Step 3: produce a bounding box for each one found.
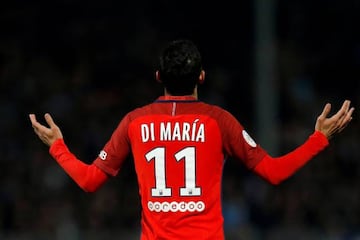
[49,138,108,192]
[253,130,329,184]
[93,114,132,176]
[219,109,267,169]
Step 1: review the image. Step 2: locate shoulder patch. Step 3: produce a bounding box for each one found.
[99,150,108,160]
[242,130,257,147]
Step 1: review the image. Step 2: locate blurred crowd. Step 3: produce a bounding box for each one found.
[0,0,359,239]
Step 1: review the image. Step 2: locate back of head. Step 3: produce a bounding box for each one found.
[158,39,202,96]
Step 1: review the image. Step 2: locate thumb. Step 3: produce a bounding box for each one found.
[44,113,57,128]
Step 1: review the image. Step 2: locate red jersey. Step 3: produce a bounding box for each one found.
[93,95,267,239]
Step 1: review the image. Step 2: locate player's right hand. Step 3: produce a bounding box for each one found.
[29,113,63,147]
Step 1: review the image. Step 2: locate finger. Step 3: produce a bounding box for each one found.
[32,126,41,136]
[44,113,57,129]
[29,113,37,125]
[29,114,45,130]
[29,114,52,135]
[332,106,354,134]
[318,103,331,120]
[333,101,352,128]
[342,106,354,123]
[331,100,350,121]
[338,107,355,131]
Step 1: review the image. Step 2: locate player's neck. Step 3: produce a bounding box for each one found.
[164,89,198,99]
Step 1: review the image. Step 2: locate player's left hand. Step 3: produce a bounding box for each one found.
[315,100,355,139]
[29,113,63,146]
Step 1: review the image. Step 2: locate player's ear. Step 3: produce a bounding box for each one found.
[155,70,162,83]
[198,70,205,84]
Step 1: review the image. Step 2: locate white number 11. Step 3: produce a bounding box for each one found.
[145,147,201,197]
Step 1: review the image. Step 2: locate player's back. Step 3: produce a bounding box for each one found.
[127,96,230,240]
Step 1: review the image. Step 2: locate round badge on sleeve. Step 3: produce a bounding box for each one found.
[242,130,257,147]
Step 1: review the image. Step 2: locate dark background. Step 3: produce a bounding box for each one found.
[0,0,359,239]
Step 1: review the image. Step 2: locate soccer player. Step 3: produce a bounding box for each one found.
[29,39,354,240]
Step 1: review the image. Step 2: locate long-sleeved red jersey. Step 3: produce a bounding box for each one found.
[50,95,329,240]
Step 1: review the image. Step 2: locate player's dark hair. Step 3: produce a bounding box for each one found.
[158,39,202,95]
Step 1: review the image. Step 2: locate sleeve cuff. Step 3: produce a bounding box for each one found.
[311,130,329,147]
[49,138,67,158]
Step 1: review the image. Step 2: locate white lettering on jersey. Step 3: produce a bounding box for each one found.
[147,201,205,212]
[141,119,205,143]
[141,123,155,142]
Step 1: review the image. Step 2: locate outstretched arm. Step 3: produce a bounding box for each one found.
[254,100,355,185]
[29,113,108,192]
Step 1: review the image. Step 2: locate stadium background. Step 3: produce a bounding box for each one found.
[0,0,359,239]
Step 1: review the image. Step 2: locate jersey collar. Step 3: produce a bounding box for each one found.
[155,95,199,102]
